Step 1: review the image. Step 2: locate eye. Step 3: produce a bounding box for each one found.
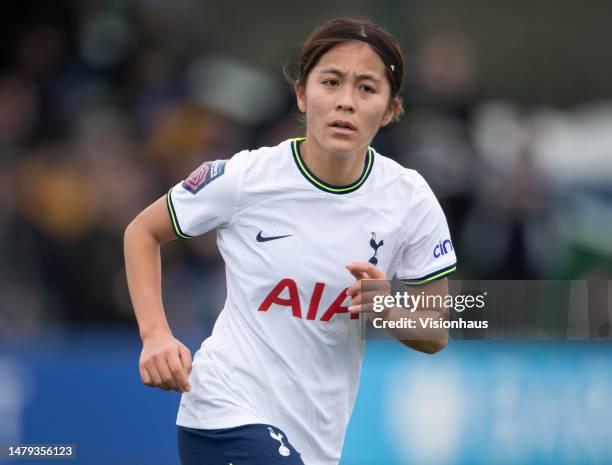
[360,85,376,94]
[323,79,339,87]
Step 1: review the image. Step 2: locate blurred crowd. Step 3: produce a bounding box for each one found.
[1,2,611,336]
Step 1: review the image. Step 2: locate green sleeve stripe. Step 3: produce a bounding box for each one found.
[400,265,456,286]
[166,187,191,240]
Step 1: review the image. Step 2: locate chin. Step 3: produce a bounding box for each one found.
[322,135,363,157]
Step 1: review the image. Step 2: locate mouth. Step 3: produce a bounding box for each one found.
[328,120,357,134]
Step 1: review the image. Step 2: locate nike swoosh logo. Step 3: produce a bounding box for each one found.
[256,231,292,242]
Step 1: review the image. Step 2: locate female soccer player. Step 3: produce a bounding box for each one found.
[125,17,456,465]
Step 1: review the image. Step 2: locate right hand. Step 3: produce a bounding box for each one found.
[139,331,193,393]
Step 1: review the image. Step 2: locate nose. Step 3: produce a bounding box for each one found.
[335,87,355,113]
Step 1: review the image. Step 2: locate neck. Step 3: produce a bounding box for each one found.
[299,137,368,186]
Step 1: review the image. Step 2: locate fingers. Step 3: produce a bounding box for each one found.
[167,349,191,393]
[178,344,193,375]
[139,362,152,386]
[349,290,387,307]
[139,360,160,387]
[348,282,392,314]
[346,280,361,298]
[347,267,368,281]
[148,363,170,390]
[155,356,177,391]
[345,262,387,280]
[346,278,390,299]
[348,291,385,314]
[348,302,376,313]
[139,338,192,393]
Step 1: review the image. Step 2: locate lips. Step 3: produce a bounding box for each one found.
[329,120,357,133]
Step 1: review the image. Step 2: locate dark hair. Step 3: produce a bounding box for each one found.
[292,17,405,121]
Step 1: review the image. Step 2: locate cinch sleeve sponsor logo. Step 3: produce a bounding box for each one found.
[433,239,454,258]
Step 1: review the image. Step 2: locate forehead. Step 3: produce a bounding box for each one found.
[314,41,387,77]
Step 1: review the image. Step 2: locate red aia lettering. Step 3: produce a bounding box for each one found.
[258,278,302,318]
[306,282,325,320]
[320,288,358,321]
[258,279,359,322]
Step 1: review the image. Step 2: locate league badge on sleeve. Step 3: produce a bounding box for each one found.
[182,159,227,194]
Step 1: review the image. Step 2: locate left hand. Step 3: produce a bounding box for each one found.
[345,262,390,313]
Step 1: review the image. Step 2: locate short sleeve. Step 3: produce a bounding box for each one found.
[166,150,248,239]
[394,175,457,286]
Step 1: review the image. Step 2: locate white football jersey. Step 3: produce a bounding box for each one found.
[169,138,456,465]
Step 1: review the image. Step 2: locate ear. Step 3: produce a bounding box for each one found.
[380,97,400,127]
[295,81,306,113]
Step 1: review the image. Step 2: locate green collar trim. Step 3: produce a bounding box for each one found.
[291,138,374,194]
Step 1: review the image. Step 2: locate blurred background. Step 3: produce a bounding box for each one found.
[0,0,611,464]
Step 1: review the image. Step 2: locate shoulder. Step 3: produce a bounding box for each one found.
[225,139,298,211]
[371,148,431,199]
[227,139,292,177]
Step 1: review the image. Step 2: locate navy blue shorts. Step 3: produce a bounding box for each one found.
[177,424,305,465]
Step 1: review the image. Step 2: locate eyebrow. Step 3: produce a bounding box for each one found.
[318,67,383,84]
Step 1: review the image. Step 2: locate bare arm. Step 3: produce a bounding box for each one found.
[346,262,448,354]
[124,196,193,392]
[374,279,449,354]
